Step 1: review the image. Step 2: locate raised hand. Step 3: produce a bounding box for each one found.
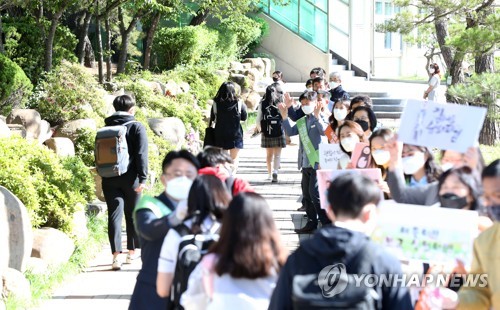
[278,102,288,119]
[284,92,294,108]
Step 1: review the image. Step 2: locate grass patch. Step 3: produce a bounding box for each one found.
[242,111,257,132]
[480,143,500,165]
[5,214,108,308]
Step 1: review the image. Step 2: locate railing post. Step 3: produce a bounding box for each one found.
[348,0,353,71]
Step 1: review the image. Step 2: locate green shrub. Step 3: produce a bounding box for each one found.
[28,61,107,126]
[74,128,97,168]
[0,54,33,115]
[0,136,95,235]
[3,16,77,83]
[246,15,270,54]
[217,15,263,57]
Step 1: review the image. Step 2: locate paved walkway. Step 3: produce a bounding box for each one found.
[35,127,308,309]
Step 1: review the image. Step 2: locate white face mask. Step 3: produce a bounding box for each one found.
[165,176,193,201]
[441,162,454,172]
[429,68,435,74]
[402,152,426,175]
[333,108,347,121]
[372,149,391,166]
[340,136,359,153]
[306,87,313,92]
[329,82,340,89]
[302,105,315,115]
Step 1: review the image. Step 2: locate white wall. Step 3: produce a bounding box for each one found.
[256,14,330,83]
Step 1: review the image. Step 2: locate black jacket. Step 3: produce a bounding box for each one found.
[129,192,174,310]
[103,113,148,184]
[329,85,350,104]
[211,100,247,149]
[268,225,413,310]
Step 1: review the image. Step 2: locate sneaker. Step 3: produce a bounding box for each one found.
[297,206,306,212]
[272,171,278,183]
[294,222,317,234]
[267,174,272,180]
[125,253,140,264]
[112,258,122,270]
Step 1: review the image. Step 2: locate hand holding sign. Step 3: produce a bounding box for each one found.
[398,100,486,152]
[319,143,344,169]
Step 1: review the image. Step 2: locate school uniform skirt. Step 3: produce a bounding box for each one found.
[261,134,286,148]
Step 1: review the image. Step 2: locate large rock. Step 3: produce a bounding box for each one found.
[148,117,186,148]
[164,80,178,97]
[44,137,75,157]
[37,120,52,144]
[6,109,42,141]
[71,209,88,241]
[0,119,11,138]
[244,67,263,90]
[230,61,244,71]
[32,228,75,267]
[0,186,33,273]
[242,90,261,111]
[261,58,272,78]
[54,119,97,143]
[230,74,247,88]
[233,82,242,96]
[103,94,118,116]
[6,124,25,138]
[86,201,107,217]
[139,79,163,94]
[2,268,31,302]
[90,168,105,202]
[214,70,230,81]
[103,82,118,93]
[25,257,48,275]
[242,58,266,75]
[0,115,5,123]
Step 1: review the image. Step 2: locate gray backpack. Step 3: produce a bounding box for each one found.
[94,121,137,178]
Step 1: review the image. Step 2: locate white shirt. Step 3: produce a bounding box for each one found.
[158,217,219,273]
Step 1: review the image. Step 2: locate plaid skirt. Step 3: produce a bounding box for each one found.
[261,134,286,148]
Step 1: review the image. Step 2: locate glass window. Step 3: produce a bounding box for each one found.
[300,1,328,52]
[384,32,392,49]
[375,1,383,14]
[385,2,393,16]
[270,0,299,32]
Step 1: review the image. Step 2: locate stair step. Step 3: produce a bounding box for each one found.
[375,111,403,119]
[331,58,338,65]
[347,91,392,98]
[372,98,407,105]
[330,64,346,72]
[372,105,405,112]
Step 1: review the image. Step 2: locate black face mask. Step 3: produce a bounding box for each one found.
[355,120,370,132]
[439,193,469,209]
[272,77,279,82]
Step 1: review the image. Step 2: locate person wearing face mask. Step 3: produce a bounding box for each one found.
[440,147,485,172]
[197,146,254,196]
[456,159,500,310]
[328,71,349,104]
[437,166,482,211]
[370,128,394,197]
[337,121,367,169]
[424,63,443,102]
[352,106,378,139]
[326,100,350,143]
[279,91,332,234]
[130,150,199,310]
[156,175,232,302]
[401,144,442,188]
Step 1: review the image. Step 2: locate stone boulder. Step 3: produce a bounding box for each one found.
[230,61,244,71]
[90,168,105,202]
[178,82,190,94]
[32,228,75,267]
[54,119,97,143]
[214,70,230,81]
[0,186,33,272]
[71,209,88,241]
[241,63,251,70]
[242,90,261,111]
[242,58,266,75]
[44,137,75,157]
[164,80,178,97]
[6,109,42,140]
[86,201,107,217]
[0,119,11,138]
[233,82,242,96]
[25,257,48,275]
[103,94,118,116]
[6,124,26,138]
[230,74,246,88]
[139,79,163,94]
[2,268,31,302]
[37,120,52,144]
[148,117,186,148]
[243,68,263,90]
[103,82,118,93]
[261,58,272,78]
[0,115,5,123]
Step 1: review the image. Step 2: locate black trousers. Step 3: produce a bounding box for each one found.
[301,167,331,226]
[102,175,140,254]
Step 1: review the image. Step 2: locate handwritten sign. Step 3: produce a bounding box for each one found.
[317,168,383,210]
[319,143,344,169]
[398,100,486,153]
[372,201,478,266]
[351,143,372,169]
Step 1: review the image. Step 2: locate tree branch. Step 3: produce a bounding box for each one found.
[97,0,125,18]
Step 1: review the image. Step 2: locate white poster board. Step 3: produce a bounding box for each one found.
[372,201,478,266]
[319,143,344,169]
[398,100,486,152]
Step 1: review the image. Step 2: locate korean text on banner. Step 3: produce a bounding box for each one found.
[397,100,486,153]
[319,143,344,169]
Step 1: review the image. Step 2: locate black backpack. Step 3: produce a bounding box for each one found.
[261,101,283,138]
[170,223,219,310]
[291,242,381,310]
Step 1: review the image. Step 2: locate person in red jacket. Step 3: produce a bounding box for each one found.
[197,146,254,196]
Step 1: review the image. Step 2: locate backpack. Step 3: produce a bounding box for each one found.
[94,121,137,178]
[291,242,381,310]
[170,223,220,310]
[260,101,283,138]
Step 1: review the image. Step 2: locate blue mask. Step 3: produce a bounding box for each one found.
[487,205,500,222]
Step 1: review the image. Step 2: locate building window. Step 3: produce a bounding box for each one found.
[375,1,383,14]
[384,2,393,15]
[385,32,392,49]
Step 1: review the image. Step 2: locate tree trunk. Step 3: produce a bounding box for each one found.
[105,14,112,81]
[0,14,4,54]
[83,36,95,67]
[189,8,209,26]
[143,12,161,71]
[479,106,500,145]
[96,2,104,83]
[76,11,93,65]
[433,12,453,70]
[44,13,62,72]
[116,8,140,74]
[475,53,494,74]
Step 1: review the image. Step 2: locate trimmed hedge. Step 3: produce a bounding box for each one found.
[0,54,33,115]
